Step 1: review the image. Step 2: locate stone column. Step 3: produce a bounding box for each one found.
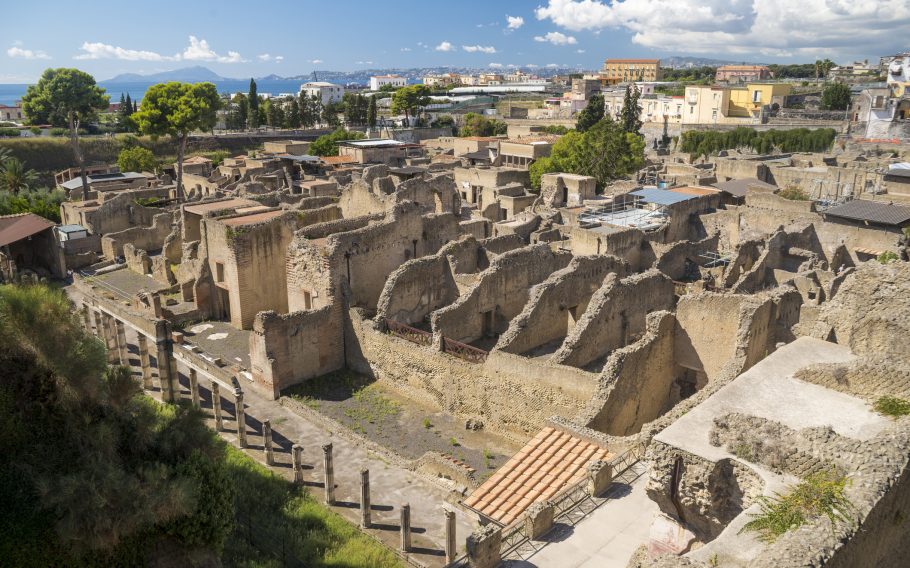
[524,501,555,540]
[234,388,247,448]
[400,503,411,552]
[188,368,200,408]
[103,315,119,364]
[445,509,457,564]
[115,320,128,365]
[322,443,334,505]
[292,444,303,483]
[81,304,92,332]
[360,469,371,528]
[92,310,104,339]
[263,419,274,465]
[155,341,175,402]
[137,335,153,389]
[467,524,502,568]
[211,382,223,431]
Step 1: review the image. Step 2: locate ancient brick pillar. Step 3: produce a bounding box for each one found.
[92,310,104,339]
[322,443,334,504]
[115,320,128,365]
[524,501,555,540]
[234,388,247,448]
[211,382,224,431]
[466,524,502,568]
[155,341,175,402]
[188,368,200,408]
[137,334,153,389]
[360,469,371,528]
[445,509,457,563]
[81,304,92,332]
[292,444,303,483]
[586,459,613,497]
[263,419,274,465]
[400,503,411,552]
[103,315,119,364]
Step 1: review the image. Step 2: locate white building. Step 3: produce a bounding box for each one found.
[370,75,407,91]
[299,81,343,105]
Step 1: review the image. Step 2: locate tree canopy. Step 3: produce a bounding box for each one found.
[620,85,643,134]
[821,82,852,111]
[529,117,644,190]
[575,93,605,133]
[117,146,157,173]
[679,127,837,157]
[391,85,431,125]
[459,113,507,137]
[309,128,366,157]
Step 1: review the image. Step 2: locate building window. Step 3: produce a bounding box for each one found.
[752,90,761,103]
[215,262,225,283]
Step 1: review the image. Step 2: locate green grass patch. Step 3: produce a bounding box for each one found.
[223,445,401,567]
[740,468,852,542]
[873,396,910,418]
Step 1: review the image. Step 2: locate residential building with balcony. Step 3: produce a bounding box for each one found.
[600,59,662,84]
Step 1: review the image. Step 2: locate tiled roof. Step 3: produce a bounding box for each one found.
[0,213,54,247]
[668,186,721,197]
[823,199,910,226]
[463,426,611,526]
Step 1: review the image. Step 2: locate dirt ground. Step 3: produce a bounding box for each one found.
[285,371,522,477]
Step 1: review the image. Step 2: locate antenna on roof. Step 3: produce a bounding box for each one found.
[312,70,318,82]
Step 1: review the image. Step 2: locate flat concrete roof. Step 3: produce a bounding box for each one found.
[219,210,284,227]
[184,198,258,215]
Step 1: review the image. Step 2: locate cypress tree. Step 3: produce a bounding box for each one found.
[248,79,259,128]
[368,95,377,128]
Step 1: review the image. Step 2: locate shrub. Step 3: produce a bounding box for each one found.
[679,127,836,156]
[876,251,899,264]
[0,128,20,137]
[778,186,810,201]
[117,146,157,173]
[873,395,910,417]
[309,128,366,157]
[741,468,852,542]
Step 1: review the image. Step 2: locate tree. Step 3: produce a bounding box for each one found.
[460,112,507,137]
[248,78,259,127]
[132,82,220,201]
[821,82,852,111]
[322,101,342,128]
[576,93,605,133]
[117,146,156,173]
[299,93,322,128]
[118,93,134,131]
[21,68,109,193]
[284,96,301,129]
[529,117,644,190]
[0,156,38,194]
[391,85,431,126]
[233,93,250,130]
[620,85,643,135]
[367,95,378,128]
[309,128,366,156]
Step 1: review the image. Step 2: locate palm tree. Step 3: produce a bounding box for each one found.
[0,157,39,194]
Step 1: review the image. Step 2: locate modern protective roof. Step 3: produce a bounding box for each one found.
[60,171,147,191]
[823,199,910,226]
[712,178,778,197]
[463,426,611,526]
[341,139,407,148]
[0,213,54,247]
[629,187,698,206]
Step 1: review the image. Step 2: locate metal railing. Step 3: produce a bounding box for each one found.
[384,318,432,346]
[442,337,488,363]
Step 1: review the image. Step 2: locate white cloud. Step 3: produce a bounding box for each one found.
[356,60,374,65]
[258,53,278,61]
[526,64,539,68]
[488,63,503,68]
[417,42,427,48]
[546,63,560,68]
[435,41,455,52]
[275,56,284,62]
[576,49,586,53]
[310,59,323,64]
[534,31,578,45]
[534,0,910,58]
[401,47,412,52]
[506,15,525,29]
[75,36,247,63]
[7,45,51,60]
[463,45,497,54]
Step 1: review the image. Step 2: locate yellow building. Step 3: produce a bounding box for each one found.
[682,83,791,125]
[600,59,662,84]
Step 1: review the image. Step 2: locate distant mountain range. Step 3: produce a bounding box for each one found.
[104,66,228,83]
[660,56,764,69]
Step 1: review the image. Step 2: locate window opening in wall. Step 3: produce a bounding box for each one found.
[303,290,312,310]
[215,262,225,283]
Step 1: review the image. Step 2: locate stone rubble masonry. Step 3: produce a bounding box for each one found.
[524,500,555,540]
[466,523,502,568]
[102,211,175,259]
[586,459,613,497]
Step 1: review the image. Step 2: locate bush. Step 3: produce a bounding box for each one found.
[309,128,366,157]
[876,251,899,264]
[679,127,837,157]
[873,395,910,417]
[460,113,507,137]
[0,128,20,137]
[0,187,66,222]
[778,186,810,201]
[741,468,852,542]
[117,146,157,173]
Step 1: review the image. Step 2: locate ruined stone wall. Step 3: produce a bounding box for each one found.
[296,212,383,240]
[658,193,724,244]
[295,204,343,227]
[101,211,174,258]
[653,234,720,281]
[496,255,627,355]
[375,254,459,326]
[480,234,525,255]
[348,312,597,438]
[745,189,816,215]
[285,238,334,312]
[64,188,170,235]
[583,311,682,436]
[395,174,462,214]
[552,269,675,370]
[431,245,572,343]
[567,226,655,271]
[714,157,770,182]
[249,305,344,397]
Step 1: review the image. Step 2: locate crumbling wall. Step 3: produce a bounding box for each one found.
[552,269,675,370]
[653,234,720,281]
[295,204,343,227]
[479,233,525,255]
[249,305,344,397]
[375,254,459,326]
[496,255,627,355]
[567,226,656,271]
[101,211,174,258]
[431,245,572,344]
[296,212,383,240]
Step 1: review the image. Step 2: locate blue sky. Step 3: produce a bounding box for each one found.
[2,0,907,82]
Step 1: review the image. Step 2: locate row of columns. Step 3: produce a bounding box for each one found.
[80,304,458,563]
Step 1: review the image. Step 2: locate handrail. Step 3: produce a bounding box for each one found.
[442,336,488,363]
[384,318,432,346]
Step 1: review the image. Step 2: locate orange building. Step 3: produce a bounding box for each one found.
[600,58,662,84]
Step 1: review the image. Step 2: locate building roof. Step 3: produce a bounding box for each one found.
[463,426,611,526]
[463,150,493,161]
[717,65,770,70]
[712,178,778,197]
[504,136,560,145]
[668,186,721,197]
[301,81,340,88]
[60,171,148,191]
[823,199,910,226]
[629,187,698,206]
[341,138,407,148]
[219,210,284,227]
[57,224,87,234]
[604,59,660,64]
[0,213,54,247]
[183,156,213,165]
[183,198,258,216]
[389,166,426,175]
[278,154,321,163]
